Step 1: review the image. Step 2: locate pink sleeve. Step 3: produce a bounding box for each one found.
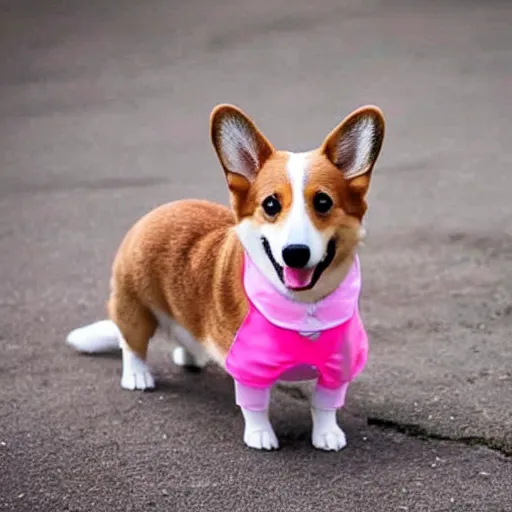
[226,304,288,389]
[317,307,368,389]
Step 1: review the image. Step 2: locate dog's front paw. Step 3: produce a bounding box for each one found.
[241,409,279,450]
[311,408,347,451]
[312,424,347,451]
[244,427,279,451]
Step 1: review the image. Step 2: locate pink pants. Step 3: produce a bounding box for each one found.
[235,380,350,411]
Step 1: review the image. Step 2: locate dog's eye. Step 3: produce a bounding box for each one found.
[313,192,333,214]
[262,195,281,217]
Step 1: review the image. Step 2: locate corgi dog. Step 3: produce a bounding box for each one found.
[67,104,385,451]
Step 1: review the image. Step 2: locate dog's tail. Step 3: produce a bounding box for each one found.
[66,320,121,353]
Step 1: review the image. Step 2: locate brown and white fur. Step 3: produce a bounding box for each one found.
[67,104,385,451]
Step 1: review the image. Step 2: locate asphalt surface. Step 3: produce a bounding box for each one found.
[1,0,511,511]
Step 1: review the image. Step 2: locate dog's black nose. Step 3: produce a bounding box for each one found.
[282,244,310,268]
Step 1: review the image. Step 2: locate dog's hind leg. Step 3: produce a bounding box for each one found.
[108,288,158,391]
[170,323,210,370]
[150,310,210,370]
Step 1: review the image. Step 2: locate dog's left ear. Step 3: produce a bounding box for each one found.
[210,104,274,195]
[321,106,385,217]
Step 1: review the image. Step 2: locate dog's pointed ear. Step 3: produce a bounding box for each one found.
[210,104,274,192]
[321,106,385,202]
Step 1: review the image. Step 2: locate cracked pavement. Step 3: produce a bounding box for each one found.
[1,0,511,511]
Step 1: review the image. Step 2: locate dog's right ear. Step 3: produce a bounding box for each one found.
[210,104,274,194]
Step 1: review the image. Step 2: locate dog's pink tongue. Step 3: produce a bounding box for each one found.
[283,267,315,289]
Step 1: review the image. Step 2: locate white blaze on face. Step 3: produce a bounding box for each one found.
[284,152,325,263]
[262,151,325,262]
[235,151,329,294]
[258,152,326,289]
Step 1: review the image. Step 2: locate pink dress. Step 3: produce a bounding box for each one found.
[226,253,369,411]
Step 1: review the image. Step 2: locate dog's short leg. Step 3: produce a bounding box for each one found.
[109,289,157,391]
[235,382,278,450]
[120,339,155,391]
[310,383,349,451]
[170,323,209,370]
[172,346,208,369]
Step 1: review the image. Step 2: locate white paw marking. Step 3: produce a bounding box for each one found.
[172,346,204,369]
[312,424,347,451]
[120,342,155,391]
[152,310,211,367]
[241,409,279,450]
[244,427,279,451]
[311,408,347,452]
[121,369,155,391]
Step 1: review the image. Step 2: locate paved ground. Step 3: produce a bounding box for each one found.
[1,0,511,511]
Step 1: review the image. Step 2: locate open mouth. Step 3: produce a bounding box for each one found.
[261,237,337,291]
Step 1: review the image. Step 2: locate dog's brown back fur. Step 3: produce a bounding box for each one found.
[108,199,246,358]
